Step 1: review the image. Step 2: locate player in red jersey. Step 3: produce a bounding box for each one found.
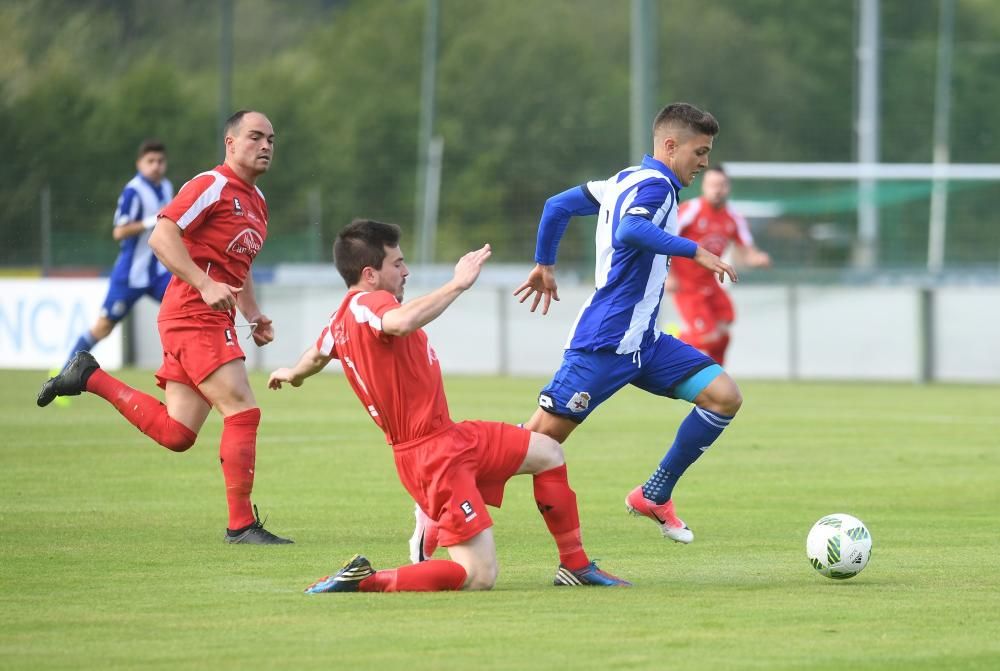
[269,219,629,592]
[37,110,291,544]
[668,166,771,365]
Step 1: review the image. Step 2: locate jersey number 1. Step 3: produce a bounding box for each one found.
[343,355,378,417]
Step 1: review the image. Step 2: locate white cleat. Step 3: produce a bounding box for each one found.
[408,503,439,563]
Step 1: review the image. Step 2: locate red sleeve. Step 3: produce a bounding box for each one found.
[316,291,400,355]
[677,198,701,234]
[727,207,754,247]
[160,172,225,235]
[356,290,400,328]
[315,322,340,359]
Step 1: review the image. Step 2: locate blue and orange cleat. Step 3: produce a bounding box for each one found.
[304,554,375,593]
[553,561,631,587]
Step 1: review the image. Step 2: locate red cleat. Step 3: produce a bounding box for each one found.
[625,486,694,544]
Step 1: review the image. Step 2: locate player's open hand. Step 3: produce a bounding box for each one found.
[513,264,559,315]
[693,247,738,284]
[200,280,243,311]
[452,244,492,290]
[267,368,301,390]
[250,314,274,347]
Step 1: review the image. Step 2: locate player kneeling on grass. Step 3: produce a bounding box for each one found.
[268,219,629,592]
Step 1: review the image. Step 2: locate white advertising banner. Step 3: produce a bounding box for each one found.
[0,279,124,370]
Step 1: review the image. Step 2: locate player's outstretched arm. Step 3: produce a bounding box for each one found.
[268,345,332,390]
[112,215,159,242]
[740,245,772,269]
[514,184,599,316]
[513,264,559,315]
[693,246,738,284]
[149,218,243,311]
[381,244,492,336]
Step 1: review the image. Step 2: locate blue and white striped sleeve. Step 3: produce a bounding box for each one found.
[534,183,602,265]
[114,187,141,227]
[614,180,697,258]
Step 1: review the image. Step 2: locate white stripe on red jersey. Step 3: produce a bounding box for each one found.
[157,163,268,322]
[726,204,754,246]
[172,172,227,230]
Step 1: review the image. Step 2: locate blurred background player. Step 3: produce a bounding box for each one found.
[667,165,771,365]
[37,111,290,545]
[269,219,628,592]
[513,103,743,545]
[62,139,173,369]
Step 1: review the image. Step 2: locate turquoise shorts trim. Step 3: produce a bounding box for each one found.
[674,363,724,402]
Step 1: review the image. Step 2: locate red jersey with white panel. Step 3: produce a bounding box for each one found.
[316,290,453,446]
[157,163,268,322]
[670,197,753,292]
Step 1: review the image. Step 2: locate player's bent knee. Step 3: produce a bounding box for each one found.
[540,436,565,467]
[162,433,196,452]
[462,563,498,591]
[717,380,743,416]
[211,391,257,417]
[520,433,565,475]
[696,373,743,416]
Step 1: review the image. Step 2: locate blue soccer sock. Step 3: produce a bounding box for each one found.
[641,407,734,504]
[65,331,97,368]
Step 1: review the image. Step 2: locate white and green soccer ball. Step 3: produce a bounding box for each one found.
[806,513,872,580]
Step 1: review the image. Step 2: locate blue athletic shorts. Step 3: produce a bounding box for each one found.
[538,334,723,423]
[99,273,171,322]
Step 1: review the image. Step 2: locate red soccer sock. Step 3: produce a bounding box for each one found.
[359,560,467,592]
[85,369,197,452]
[533,464,590,571]
[220,408,260,530]
[707,334,730,365]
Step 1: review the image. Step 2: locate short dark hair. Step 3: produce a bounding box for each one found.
[224,109,255,137]
[653,103,720,137]
[705,164,727,176]
[137,138,166,158]
[333,218,403,287]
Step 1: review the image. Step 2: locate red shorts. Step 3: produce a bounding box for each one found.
[155,313,246,393]
[392,420,530,547]
[674,286,734,345]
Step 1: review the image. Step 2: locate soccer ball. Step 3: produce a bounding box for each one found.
[806,513,872,580]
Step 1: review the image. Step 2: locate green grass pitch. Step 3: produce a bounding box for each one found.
[2,369,999,670]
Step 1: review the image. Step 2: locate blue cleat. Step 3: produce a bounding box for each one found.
[553,561,631,587]
[304,554,375,593]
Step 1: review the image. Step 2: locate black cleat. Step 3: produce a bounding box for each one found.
[225,505,294,545]
[37,351,100,407]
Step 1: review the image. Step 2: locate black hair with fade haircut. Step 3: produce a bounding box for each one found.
[333,218,403,287]
[223,109,255,137]
[653,102,720,137]
[137,138,166,158]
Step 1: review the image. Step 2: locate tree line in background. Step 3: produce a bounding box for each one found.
[2,0,999,269]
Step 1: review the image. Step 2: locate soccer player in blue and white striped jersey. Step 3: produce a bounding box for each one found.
[63,139,173,367]
[514,103,743,544]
